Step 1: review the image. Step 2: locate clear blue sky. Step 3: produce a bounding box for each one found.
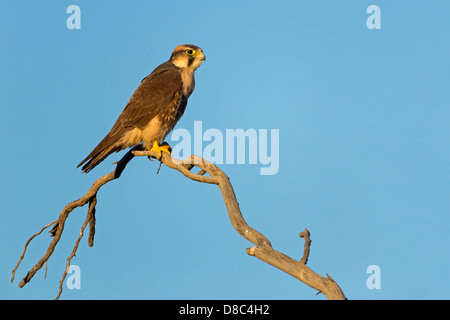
[1,1,449,300]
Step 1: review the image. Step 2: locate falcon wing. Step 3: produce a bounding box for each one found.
[110,66,183,134]
[77,64,183,173]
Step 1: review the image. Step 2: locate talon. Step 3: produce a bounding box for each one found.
[159,144,172,155]
[147,140,171,159]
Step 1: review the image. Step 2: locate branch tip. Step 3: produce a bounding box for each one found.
[246,247,257,256]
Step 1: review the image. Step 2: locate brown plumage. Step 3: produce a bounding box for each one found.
[77,44,206,173]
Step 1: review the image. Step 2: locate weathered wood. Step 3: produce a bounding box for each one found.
[12,148,346,300]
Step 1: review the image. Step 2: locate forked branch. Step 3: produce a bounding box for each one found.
[11,145,346,300]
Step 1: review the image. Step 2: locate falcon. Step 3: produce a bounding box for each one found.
[77,44,206,173]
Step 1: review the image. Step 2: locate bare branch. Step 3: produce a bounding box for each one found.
[12,146,140,294]
[12,145,346,300]
[87,196,97,247]
[11,220,57,283]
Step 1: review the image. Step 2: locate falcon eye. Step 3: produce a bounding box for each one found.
[185,49,195,55]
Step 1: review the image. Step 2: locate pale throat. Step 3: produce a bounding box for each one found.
[180,68,195,97]
[172,58,200,97]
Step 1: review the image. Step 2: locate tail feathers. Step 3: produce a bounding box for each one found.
[78,145,119,173]
[77,134,122,173]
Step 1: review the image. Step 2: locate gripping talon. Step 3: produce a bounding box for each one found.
[147,140,171,159]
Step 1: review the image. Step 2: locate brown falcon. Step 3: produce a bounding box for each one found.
[77,44,206,173]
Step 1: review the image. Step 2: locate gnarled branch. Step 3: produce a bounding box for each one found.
[11,145,346,300]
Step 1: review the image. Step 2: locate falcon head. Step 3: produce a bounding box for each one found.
[170,44,206,71]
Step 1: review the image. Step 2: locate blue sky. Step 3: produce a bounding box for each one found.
[1,1,449,300]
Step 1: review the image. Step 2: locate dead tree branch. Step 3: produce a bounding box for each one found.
[12,145,346,300]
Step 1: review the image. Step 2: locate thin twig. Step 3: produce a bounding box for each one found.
[55,212,92,300]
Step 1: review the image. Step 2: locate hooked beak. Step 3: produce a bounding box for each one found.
[196,51,206,61]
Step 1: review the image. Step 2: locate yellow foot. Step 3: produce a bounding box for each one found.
[147,140,171,159]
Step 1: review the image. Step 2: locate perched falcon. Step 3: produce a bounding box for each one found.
[77,44,206,173]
